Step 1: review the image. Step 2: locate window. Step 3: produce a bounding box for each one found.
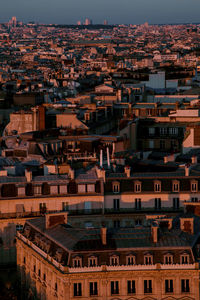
[144,254,153,265]
[126,255,135,265]
[169,127,178,135]
[191,181,197,192]
[127,280,136,294]
[88,256,97,267]
[78,184,86,193]
[74,283,82,297]
[90,282,98,296]
[43,273,46,281]
[191,197,198,202]
[181,279,190,293]
[149,128,155,136]
[55,283,57,291]
[135,198,141,210]
[172,181,179,192]
[38,269,41,277]
[72,257,82,268]
[87,184,95,193]
[165,280,173,293]
[144,280,152,293]
[160,140,165,149]
[113,199,120,210]
[23,257,26,264]
[181,254,189,264]
[33,265,36,273]
[110,255,119,266]
[114,220,120,228]
[135,219,142,226]
[111,281,119,295]
[154,198,161,210]
[160,128,167,135]
[113,182,120,193]
[171,140,177,149]
[173,198,179,209]
[134,182,141,193]
[154,181,161,192]
[164,254,173,264]
[62,202,69,211]
[16,224,23,231]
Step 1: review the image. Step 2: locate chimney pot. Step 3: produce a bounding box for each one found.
[101,227,107,245]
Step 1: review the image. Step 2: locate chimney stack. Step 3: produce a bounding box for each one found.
[69,167,75,180]
[180,217,194,234]
[45,212,68,229]
[192,156,197,164]
[151,223,158,243]
[107,147,110,169]
[25,169,32,183]
[185,164,190,177]
[100,149,103,168]
[101,227,107,245]
[124,166,131,177]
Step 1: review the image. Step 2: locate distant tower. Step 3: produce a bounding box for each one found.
[77,20,81,25]
[85,18,92,25]
[103,20,108,25]
[11,16,17,27]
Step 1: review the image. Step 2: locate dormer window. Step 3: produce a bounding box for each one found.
[72,257,82,268]
[181,254,189,264]
[164,254,173,264]
[144,254,153,265]
[112,182,120,194]
[154,181,161,192]
[88,256,98,267]
[191,180,198,192]
[134,181,141,193]
[172,180,179,192]
[110,255,119,266]
[126,255,136,265]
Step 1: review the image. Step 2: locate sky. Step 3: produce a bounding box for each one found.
[1,0,200,25]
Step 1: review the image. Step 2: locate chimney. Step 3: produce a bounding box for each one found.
[25,169,32,182]
[96,165,106,182]
[107,147,110,169]
[100,149,103,168]
[124,166,131,177]
[101,227,107,245]
[180,217,194,234]
[69,167,75,180]
[151,223,158,243]
[185,164,190,176]
[192,156,197,164]
[45,212,68,229]
[113,163,116,172]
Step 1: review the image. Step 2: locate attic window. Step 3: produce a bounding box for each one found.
[126,255,135,265]
[154,181,161,192]
[88,256,98,267]
[172,180,179,192]
[164,254,173,264]
[134,181,141,193]
[72,257,82,268]
[191,181,198,192]
[112,182,120,193]
[110,255,119,266]
[144,254,153,265]
[180,254,189,264]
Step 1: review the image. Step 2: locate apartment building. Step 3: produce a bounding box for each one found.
[17,212,200,300]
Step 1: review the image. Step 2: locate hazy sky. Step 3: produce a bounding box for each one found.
[1,0,200,24]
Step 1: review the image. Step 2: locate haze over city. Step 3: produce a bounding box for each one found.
[1,0,200,24]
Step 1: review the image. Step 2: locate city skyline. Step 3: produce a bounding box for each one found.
[1,0,200,25]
